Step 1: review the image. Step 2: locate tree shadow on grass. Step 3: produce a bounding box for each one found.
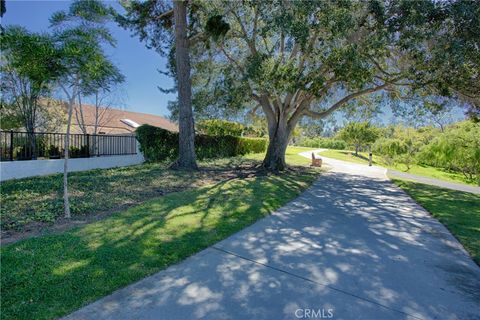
[0,170,314,320]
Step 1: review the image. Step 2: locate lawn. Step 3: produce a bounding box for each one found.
[393,179,480,265]
[318,149,475,185]
[0,146,317,234]
[1,147,320,319]
[245,146,316,166]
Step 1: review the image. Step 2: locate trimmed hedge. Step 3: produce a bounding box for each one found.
[297,137,346,150]
[136,124,267,162]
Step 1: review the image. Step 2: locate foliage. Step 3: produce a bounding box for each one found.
[0,102,23,130]
[297,137,346,150]
[196,118,245,136]
[0,26,62,134]
[51,1,124,96]
[1,167,319,320]
[136,124,266,162]
[418,121,480,184]
[373,125,433,170]
[320,147,476,186]
[171,0,480,170]
[68,145,89,158]
[50,0,125,218]
[338,122,379,154]
[393,179,480,264]
[372,138,406,166]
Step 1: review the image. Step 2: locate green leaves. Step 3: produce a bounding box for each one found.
[338,121,379,147]
[205,15,230,41]
[50,0,124,95]
[418,121,480,183]
[1,26,61,87]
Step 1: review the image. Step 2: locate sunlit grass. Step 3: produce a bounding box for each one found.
[244,146,318,166]
[1,147,319,231]
[319,149,475,185]
[393,179,480,265]
[1,168,319,320]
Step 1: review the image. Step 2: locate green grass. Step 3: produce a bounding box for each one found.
[319,149,380,165]
[1,147,318,232]
[245,146,317,166]
[1,168,319,320]
[393,179,480,265]
[319,149,475,185]
[1,147,321,319]
[0,161,206,231]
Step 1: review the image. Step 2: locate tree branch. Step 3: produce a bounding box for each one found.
[304,82,393,119]
[232,8,256,54]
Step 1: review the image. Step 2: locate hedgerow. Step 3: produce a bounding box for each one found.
[136,124,266,162]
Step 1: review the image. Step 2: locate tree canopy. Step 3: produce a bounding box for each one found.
[180,0,480,170]
[338,122,379,155]
[0,26,63,135]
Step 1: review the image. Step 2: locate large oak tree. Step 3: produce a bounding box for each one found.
[188,0,479,171]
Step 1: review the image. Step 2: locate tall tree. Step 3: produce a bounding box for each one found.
[187,0,480,171]
[118,0,202,170]
[173,0,197,169]
[51,0,124,218]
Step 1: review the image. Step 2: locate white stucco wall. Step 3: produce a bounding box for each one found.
[0,149,145,182]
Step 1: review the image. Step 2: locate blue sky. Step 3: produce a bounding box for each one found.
[2,0,176,117]
[2,0,466,126]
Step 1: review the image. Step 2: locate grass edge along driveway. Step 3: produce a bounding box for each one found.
[1,168,319,320]
[392,178,480,265]
[318,149,476,186]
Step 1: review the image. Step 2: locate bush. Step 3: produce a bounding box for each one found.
[417,121,480,183]
[136,124,267,162]
[372,138,407,166]
[69,145,89,158]
[47,145,61,158]
[197,119,245,137]
[297,137,346,150]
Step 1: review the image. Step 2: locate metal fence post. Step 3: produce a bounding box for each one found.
[9,130,13,161]
[86,134,90,157]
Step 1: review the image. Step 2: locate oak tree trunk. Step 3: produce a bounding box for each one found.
[173,0,197,170]
[262,114,291,171]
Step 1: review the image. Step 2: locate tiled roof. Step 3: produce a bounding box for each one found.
[70,103,178,134]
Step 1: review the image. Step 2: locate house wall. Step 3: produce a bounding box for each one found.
[0,145,145,182]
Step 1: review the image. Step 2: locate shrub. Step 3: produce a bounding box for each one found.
[197,119,245,137]
[417,121,480,184]
[136,124,266,162]
[297,137,346,150]
[47,145,61,158]
[69,145,89,158]
[372,138,407,166]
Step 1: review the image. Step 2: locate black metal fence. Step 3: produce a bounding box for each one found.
[0,130,137,161]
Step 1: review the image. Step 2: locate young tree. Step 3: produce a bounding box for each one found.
[51,0,124,218]
[0,26,61,157]
[187,0,479,171]
[338,122,379,156]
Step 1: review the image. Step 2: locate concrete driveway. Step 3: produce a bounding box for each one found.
[65,153,480,320]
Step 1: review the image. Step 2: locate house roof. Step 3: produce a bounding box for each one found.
[70,103,178,134]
